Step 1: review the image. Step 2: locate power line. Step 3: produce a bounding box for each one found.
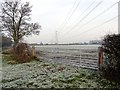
[60,0,104,38]
[79,2,118,29]
[60,0,96,35]
[58,0,77,30]
[63,1,118,39]
[74,0,97,22]
[63,15,118,41]
[59,0,82,32]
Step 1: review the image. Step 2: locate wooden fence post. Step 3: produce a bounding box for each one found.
[32,46,35,57]
[98,47,103,69]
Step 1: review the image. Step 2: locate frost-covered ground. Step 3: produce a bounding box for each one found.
[2,60,97,88]
[1,56,120,88]
[35,45,99,70]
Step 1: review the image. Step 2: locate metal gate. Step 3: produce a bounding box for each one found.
[36,45,99,70]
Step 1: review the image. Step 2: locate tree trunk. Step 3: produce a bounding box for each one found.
[13,38,19,47]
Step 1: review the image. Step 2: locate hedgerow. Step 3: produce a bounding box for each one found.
[101,34,120,83]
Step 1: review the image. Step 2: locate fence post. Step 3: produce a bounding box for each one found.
[32,46,35,57]
[98,47,103,69]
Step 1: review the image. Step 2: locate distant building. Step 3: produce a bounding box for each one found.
[89,40,102,45]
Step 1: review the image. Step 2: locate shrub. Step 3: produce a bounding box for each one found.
[13,43,34,63]
[101,34,120,83]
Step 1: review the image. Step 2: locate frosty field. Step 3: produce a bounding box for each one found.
[2,56,119,88]
[1,45,120,88]
[2,59,97,88]
[35,45,99,69]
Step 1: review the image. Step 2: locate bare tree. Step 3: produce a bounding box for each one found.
[0,0,41,46]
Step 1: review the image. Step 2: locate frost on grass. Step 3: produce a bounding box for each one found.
[1,59,119,88]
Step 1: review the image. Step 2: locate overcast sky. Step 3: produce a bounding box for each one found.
[22,0,118,43]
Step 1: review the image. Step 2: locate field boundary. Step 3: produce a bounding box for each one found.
[35,45,103,70]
